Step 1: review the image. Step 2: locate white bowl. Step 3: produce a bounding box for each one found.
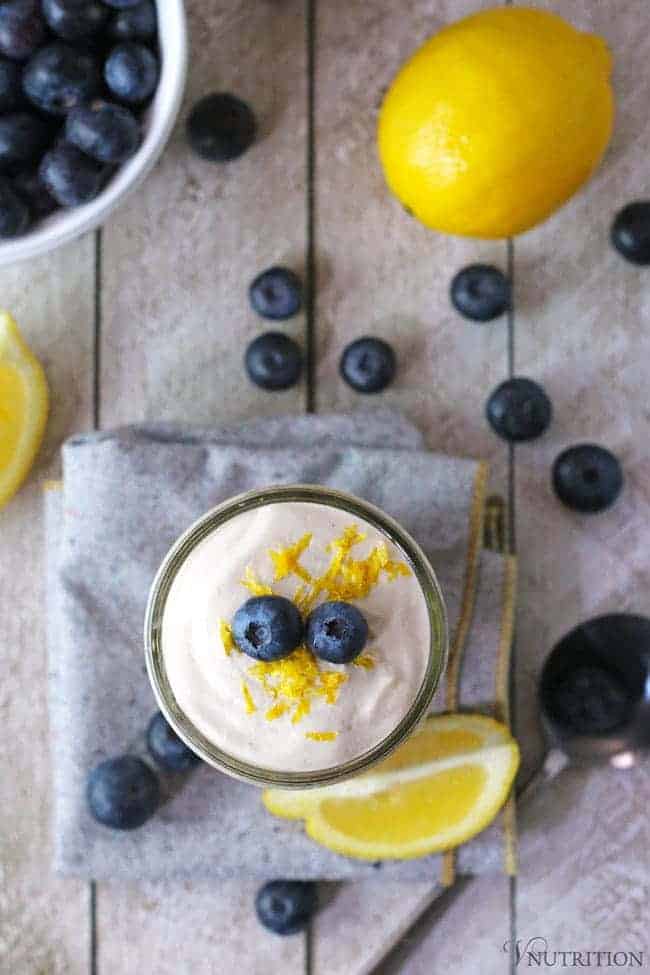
[0,0,187,268]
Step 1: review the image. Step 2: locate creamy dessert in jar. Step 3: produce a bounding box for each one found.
[145,486,447,787]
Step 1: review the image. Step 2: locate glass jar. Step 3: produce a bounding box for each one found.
[145,484,448,788]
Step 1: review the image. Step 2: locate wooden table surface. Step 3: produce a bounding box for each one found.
[2,1,649,972]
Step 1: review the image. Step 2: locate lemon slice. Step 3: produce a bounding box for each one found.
[263,714,519,860]
[0,312,49,510]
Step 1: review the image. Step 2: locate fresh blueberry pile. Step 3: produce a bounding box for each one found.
[232,594,369,664]
[86,709,199,830]
[0,0,159,237]
[245,266,304,391]
[243,264,399,394]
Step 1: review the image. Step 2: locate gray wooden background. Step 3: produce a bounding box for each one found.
[1,0,649,972]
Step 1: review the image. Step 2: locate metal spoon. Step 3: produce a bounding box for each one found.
[538,613,650,774]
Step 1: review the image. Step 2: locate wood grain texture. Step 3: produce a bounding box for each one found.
[3,0,649,972]
[96,880,305,975]
[516,764,649,963]
[96,0,308,970]
[100,0,309,427]
[0,238,95,975]
[510,1,650,963]
[313,0,509,476]
[513,0,650,781]
[374,877,511,975]
[311,1,511,969]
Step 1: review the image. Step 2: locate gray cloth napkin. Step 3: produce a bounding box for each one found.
[46,410,516,882]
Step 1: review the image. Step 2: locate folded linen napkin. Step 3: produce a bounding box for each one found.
[46,410,516,882]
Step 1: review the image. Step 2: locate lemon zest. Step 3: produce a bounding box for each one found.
[241,682,256,715]
[241,566,274,596]
[269,533,313,582]
[305,731,338,742]
[230,525,410,723]
[219,619,236,656]
[247,647,348,725]
[266,701,288,721]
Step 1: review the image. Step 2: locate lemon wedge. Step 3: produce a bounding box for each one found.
[263,714,519,860]
[0,312,49,510]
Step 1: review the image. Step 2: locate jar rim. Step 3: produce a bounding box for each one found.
[144,484,448,788]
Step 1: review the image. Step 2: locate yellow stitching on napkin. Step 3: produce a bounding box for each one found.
[494,557,517,725]
[445,461,489,711]
[495,556,518,876]
[440,460,489,887]
[440,856,456,887]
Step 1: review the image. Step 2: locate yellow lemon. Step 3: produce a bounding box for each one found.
[0,312,49,510]
[377,7,614,238]
[263,714,519,860]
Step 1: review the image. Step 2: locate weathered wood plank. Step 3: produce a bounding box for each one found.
[511,0,650,958]
[311,1,510,970]
[100,0,309,427]
[313,0,508,468]
[97,0,308,970]
[0,237,95,975]
[97,880,305,974]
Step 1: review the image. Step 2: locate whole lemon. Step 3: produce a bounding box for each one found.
[377,7,614,239]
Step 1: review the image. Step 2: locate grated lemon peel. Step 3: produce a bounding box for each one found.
[220,525,411,735]
[220,620,236,656]
[241,681,257,714]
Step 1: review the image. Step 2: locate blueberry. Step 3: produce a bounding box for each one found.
[245,332,302,391]
[104,42,158,104]
[611,202,650,266]
[450,264,511,322]
[39,142,106,207]
[0,57,23,112]
[249,267,303,321]
[12,168,58,218]
[486,377,552,443]
[0,177,30,236]
[0,0,46,61]
[552,444,623,514]
[146,711,200,772]
[232,595,303,661]
[255,881,318,936]
[0,113,52,171]
[66,99,140,163]
[186,93,257,163]
[108,0,156,41]
[87,755,160,830]
[43,0,109,40]
[23,43,100,116]
[548,664,630,735]
[340,337,396,393]
[305,601,368,664]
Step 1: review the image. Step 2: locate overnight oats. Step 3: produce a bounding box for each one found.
[145,486,447,787]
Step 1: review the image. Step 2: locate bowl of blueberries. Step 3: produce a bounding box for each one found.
[0,0,187,266]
